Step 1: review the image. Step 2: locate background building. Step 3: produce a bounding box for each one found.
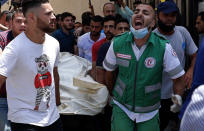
[1,0,110,22]
[0,0,202,44]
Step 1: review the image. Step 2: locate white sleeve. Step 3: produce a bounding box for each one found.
[163,43,185,79]
[103,41,118,71]
[77,37,84,58]
[0,43,18,77]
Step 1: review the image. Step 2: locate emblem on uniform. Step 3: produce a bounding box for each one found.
[144,57,156,68]
[171,48,177,57]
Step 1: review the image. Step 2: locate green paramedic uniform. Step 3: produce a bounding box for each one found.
[110,32,168,131]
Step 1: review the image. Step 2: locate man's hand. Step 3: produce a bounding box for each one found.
[56,96,61,106]
[116,0,125,8]
[184,68,193,89]
[170,94,182,113]
[74,27,82,37]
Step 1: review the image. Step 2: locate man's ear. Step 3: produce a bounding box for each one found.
[26,12,37,23]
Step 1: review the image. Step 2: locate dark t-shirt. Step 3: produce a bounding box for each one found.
[52,28,76,53]
[96,42,111,67]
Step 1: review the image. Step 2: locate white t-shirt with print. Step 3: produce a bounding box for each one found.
[0,32,60,127]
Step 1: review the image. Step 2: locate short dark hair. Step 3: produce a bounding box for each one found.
[60,12,73,21]
[103,15,116,26]
[55,14,61,21]
[198,12,204,22]
[91,15,103,25]
[133,1,142,5]
[81,11,93,26]
[12,8,23,20]
[6,12,13,22]
[0,10,9,19]
[75,22,81,25]
[21,0,49,15]
[72,15,76,21]
[115,18,129,28]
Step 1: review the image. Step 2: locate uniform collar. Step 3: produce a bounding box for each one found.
[127,32,156,46]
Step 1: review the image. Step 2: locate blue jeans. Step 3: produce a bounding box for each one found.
[0,98,11,131]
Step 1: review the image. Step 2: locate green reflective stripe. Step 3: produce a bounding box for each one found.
[125,101,160,112]
[168,65,183,77]
[116,58,129,67]
[104,58,117,70]
[118,77,126,90]
[145,83,161,94]
[115,85,123,97]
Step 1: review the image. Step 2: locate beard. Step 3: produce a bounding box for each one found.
[63,24,73,32]
[90,31,100,37]
[105,31,114,40]
[158,18,175,33]
[37,17,55,33]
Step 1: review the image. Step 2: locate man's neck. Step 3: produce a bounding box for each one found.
[158,27,174,36]
[11,31,17,38]
[25,28,45,44]
[134,32,150,48]
[90,34,100,42]
[61,27,70,35]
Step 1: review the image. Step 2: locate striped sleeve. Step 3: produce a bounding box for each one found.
[163,43,185,79]
[180,85,204,131]
[103,41,118,71]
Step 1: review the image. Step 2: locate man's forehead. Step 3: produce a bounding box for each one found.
[90,21,102,25]
[197,16,202,21]
[104,20,114,24]
[15,15,25,19]
[117,22,128,27]
[135,4,153,11]
[65,16,73,19]
[104,4,114,9]
[13,13,24,18]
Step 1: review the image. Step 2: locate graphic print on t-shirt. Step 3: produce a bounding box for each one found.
[34,54,52,111]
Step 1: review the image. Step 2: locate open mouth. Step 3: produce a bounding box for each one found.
[19,29,26,32]
[135,22,143,26]
[133,21,143,29]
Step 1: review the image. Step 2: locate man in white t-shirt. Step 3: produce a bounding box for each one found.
[0,0,62,130]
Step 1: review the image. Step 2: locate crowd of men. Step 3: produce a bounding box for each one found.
[0,0,203,131]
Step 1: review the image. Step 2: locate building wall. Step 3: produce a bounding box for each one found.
[50,0,111,22]
[1,0,190,26]
[1,0,110,22]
